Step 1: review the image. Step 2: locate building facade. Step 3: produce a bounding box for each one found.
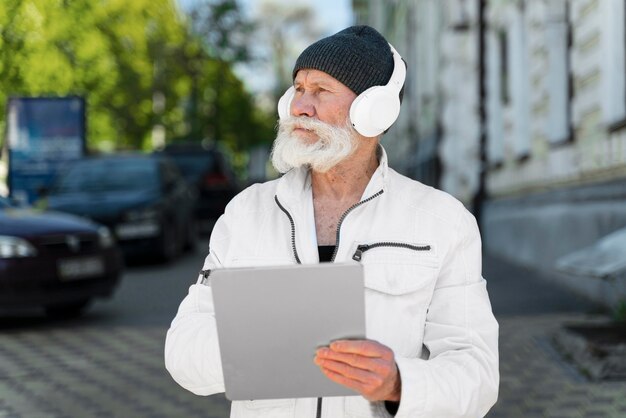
[354,0,626,307]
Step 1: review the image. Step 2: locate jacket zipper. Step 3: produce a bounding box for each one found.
[352,242,431,261]
[199,269,211,285]
[274,195,302,264]
[275,190,384,418]
[319,189,383,417]
[330,190,384,262]
[276,195,320,416]
[316,397,322,418]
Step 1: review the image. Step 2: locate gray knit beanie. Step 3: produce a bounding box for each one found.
[292,25,395,95]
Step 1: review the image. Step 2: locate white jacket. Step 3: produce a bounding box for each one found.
[165,149,499,418]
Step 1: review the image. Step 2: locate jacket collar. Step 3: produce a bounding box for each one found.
[274,145,389,264]
[275,144,389,207]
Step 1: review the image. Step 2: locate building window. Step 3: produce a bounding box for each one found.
[498,30,510,105]
[487,29,505,166]
[602,0,626,128]
[545,0,571,144]
[509,2,531,159]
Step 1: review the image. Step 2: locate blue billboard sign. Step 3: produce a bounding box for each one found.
[6,97,86,204]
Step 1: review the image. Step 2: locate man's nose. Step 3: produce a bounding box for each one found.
[291,92,316,118]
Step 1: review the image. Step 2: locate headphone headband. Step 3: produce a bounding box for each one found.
[387,43,406,93]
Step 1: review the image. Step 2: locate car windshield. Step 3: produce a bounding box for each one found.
[54,158,159,193]
[166,154,216,181]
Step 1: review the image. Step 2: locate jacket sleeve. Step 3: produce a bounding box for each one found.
[394,209,499,418]
[164,209,232,396]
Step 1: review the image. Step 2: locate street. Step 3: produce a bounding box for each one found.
[1,242,626,417]
[0,242,231,418]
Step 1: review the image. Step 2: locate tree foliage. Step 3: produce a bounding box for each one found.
[255,1,320,102]
[0,0,275,160]
[182,0,276,152]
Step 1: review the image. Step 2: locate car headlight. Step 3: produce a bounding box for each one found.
[0,236,38,258]
[125,207,159,222]
[97,226,115,248]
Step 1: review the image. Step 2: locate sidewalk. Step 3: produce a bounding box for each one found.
[0,255,624,417]
[484,254,626,418]
[0,325,230,417]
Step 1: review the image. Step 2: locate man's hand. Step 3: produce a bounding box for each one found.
[314,339,401,402]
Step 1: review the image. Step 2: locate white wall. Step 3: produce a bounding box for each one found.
[487,0,626,197]
[363,0,626,200]
[438,0,481,204]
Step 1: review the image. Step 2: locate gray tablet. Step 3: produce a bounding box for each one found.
[210,262,366,401]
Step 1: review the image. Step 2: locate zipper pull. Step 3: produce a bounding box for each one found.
[199,269,211,285]
[352,245,368,261]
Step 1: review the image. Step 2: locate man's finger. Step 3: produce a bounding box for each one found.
[329,340,392,359]
[319,366,367,393]
[316,349,388,373]
[316,358,374,383]
[319,366,389,402]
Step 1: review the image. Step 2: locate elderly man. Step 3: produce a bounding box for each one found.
[165,25,499,417]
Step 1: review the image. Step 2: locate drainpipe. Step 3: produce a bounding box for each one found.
[473,0,488,227]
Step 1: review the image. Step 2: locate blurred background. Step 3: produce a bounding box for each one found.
[358,0,626,312]
[1,0,626,417]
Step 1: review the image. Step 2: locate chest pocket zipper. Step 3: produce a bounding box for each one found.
[352,242,431,261]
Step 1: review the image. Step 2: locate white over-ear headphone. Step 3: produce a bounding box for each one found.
[277,43,406,138]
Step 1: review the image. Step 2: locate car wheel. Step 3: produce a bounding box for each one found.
[45,299,91,319]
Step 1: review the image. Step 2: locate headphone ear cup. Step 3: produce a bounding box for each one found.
[350,86,401,137]
[278,86,295,120]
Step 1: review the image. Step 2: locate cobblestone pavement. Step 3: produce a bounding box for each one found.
[484,253,626,418]
[488,314,626,418]
[0,325,230,418]
[1,316,625,417]
[1,253,625,417]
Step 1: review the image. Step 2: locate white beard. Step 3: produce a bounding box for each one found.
[271,116,359,174]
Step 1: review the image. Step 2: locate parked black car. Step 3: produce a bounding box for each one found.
[156,143,239,234]
[0,197,123,317]
[44,154,196,261]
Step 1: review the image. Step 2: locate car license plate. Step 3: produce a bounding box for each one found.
[115,222,160,239]
[58,257,105,281]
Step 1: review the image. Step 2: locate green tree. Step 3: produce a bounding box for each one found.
[177,0,276,178]
[185,0,254,143]
[0,0,275,179]
[0,0,190,150]
[256,1,320,104]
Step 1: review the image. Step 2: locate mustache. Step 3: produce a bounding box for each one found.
[279,116,337,138]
